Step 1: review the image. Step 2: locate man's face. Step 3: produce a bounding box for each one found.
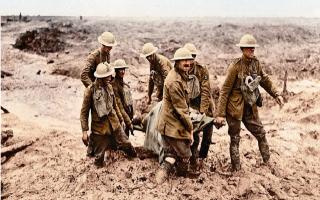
[101,75,112,85]
[242,47,255,59]
[178,59,192,73]
[116,68,126,78]
[146,54,156,63]
[101,45,112,53]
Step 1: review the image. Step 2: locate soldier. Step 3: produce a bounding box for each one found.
[80,62,136,167]
[140,43,172,104]
[215,34,284,171]
[81,31,117,87]
[111,59,134,137]
[184,43,216,169]
[155,47,198,183]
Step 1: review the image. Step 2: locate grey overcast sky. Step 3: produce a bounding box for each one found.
[1,0,320,17]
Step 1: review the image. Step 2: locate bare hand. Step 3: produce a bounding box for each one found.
[147,96,152,105]
[190,130,194,145]
[121,121,126,130]
[129,124,134,136]
[275,96,284,109]
[82,131,88,146]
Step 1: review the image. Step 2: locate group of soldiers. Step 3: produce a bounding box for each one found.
[79,31,284,182]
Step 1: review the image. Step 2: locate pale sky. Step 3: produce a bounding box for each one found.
[1,0,320,17]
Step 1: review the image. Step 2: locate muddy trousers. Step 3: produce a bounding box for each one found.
[161,135,192,176]
[190,124,213,164]
[87,128,136,166]
[226,106,270,171]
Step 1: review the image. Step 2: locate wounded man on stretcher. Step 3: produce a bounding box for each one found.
[133,101,224,163]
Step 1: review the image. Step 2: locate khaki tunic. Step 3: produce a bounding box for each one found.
[148,54,173,98]
[111,76,133,127]
[189,61,215,117]
[81,48,110,87]
[80,82,124,135]
[216,56,279,120]
[157,68,193,140]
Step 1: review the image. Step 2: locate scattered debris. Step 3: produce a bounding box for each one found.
[1,70,13,78]
[47,59,54,64]
[286,58,297,63]
[1,106,10,114]
[1,140,34,157]
[1,129,13,144]
[13,27,66,55]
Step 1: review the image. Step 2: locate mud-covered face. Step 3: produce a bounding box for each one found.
[242,47,255,59]
[177,59,192,73]
[101,45,112,54]
[116,68,126,78]
[146,54,156,63]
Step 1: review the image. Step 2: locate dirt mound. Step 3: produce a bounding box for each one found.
[13,27,67,55]
[299,113,320,124]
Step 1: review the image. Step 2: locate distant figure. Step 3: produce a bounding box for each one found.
[184,43,216,170]
[140,43,172,104]
[81,31,117,87]
[215,34,284,172]
[111,59,134,137]
[80,62,136,167]
[19,12,22,22]
[80,16,83,20]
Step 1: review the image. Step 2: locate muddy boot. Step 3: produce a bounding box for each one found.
[189,157,199,172]
[176,158,189,177]
[86,134,94,157]
[257,136,270,163]
[155,160,173,184]
[230,137,241,171]
[176,158,200,178]
[94,153,105,168]
[121,144,137,158]
[198,158,205,170]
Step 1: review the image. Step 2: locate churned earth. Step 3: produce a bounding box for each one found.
[1,16,320,200]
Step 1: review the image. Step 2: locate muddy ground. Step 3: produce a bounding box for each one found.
[1,16,320,200]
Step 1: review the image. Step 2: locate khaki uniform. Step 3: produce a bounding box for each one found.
[188,62,215,161]
[80,82,134,165]
[81,49,110,87]
[157,68,193,140]
[189,62,215,116]
[148,54,172,100]
[157,67,193,175]
[216,56,279,169]
[111,75,134,136]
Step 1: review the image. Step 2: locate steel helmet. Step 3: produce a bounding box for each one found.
[113,59,129,69]
[236,34,259,48]
[171,47,194,61]
[94,62,114,78]
[98,31,117,47]
[140,43,158,57]
[184,43,198,55]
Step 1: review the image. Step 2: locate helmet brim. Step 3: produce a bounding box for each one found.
[113,65,129,69]
[236,44,259,48]
[140,47,158,58]
[98,36,117,47]
[171,56,194,61]
[94,70,114,78]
